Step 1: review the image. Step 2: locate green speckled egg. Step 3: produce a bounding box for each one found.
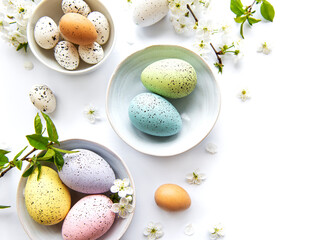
[24,166,71,225]
[141,58,197,99]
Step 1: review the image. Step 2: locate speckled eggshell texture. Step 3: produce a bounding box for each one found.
[34,16,60,49]
[128,93,182,137]
[29,84,57,113]
[24,166,71,225]
[62,195,115,240]
[133,0,169,27]
[87,11,110,45]
[54,41,80,70]
[78,42,104,64]
[61,0,91,17]
[141,58,197,98]
[59,149,115,194]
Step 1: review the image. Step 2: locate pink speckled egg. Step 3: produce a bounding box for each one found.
[62,195,115,240]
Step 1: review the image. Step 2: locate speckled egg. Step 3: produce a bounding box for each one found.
[133,0,169,27]
[87,11,110,45]
[24,166,71,225]
[61,0,91,17]
[128,93,182,137]
[59,13,98,45]
[54,41,80,70]
[141,58,197,98]
[155,184,191,211]
[34,16,60,49]
[29,84,57,113]
[78,42,104,64]
[62,195,115,240]
[59,149,115,194]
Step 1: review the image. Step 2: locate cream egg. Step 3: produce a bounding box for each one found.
[54,41,80,70]
[78,42,104,64]
[34,16,60,49]
[87,11,110,45]
[29,84,57,113]
[133,0,169,27]
[61,0,91,17]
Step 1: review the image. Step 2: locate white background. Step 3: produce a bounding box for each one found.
[1,0,335,239]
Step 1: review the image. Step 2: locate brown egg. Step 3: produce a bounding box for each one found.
[154,184,191,211]
[59,13,97,45]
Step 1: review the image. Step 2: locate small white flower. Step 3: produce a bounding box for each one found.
[232,40,244,63]
[195,18,214,37]
[209,223,224,239]
[111,197,134,218]
[110,178,134,198]
[193,35,211,57]
[143,222,164,240]
[170,15,193,34]
[238,89,251,102]
[206,142,217,154]
[83,104,99,123]
[186,169,206,185]
[257,41,272,55]
[184,223,195,236]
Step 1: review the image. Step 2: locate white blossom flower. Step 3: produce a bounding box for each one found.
[170,14,194,34]
[184,223,195,236]
[83,104,100,123]
[257,41,272,55]
[110,178,134,198]
[143,222,164,240]
[209,223,224,239]
[111,197,134,218]
[232,39,244,63]
[195,18,214,37]
[206,142,217,154]
[238,89,251,102]
[193,35,211,57]
[186,169,206,185]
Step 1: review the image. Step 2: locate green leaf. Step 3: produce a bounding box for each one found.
[0,150,10,155]
[37,149,55,161]
[230,0,245,16]
[14,160,23,170]
[214,62,223,74]
[239,18,247,39]
[0,205,10,209]
[0,154,9,166]
[53,151,64,171]
[26,134,49,150]
[22,164,35,177]
[247,17,261,25]
[235,15,247,23]
[13,146,28,161]
[34,113,43,135]
[260,0,275,22]
[41,113,59,143]
[36,162,42,180]
[51,146,78,154]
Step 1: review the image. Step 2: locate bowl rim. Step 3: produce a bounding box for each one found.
[16,138,135,240]
[27,0,116,75]
[105,44,221,157]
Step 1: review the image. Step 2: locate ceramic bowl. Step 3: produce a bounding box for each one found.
[16,139,135,240]
[27,0,115,75]
[106,45,221,157]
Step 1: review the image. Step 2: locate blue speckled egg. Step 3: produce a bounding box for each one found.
[128,93,182,137]
[59,149,115,194]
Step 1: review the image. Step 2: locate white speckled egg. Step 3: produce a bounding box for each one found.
[59,149,115,194]
[29,84,57,113]
[128,93,182,136]
[87,11,110,45]
[61,0,91,17]
[34,16,59,49]
[62,195,115,240]
[54,41,79,70]
[133,0,169,27]
[78,42,104,64]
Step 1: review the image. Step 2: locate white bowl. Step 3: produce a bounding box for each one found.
[106,45,221,157]
[27,0,115,75]
[16,139,135,240]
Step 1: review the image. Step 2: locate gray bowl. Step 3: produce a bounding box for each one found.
[16,139,135,240]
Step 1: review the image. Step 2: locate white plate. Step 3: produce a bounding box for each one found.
[106,45,221,156]
[16,139,135,240]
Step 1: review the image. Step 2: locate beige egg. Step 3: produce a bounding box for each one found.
[59,13,97,45]
[154,184,191,211]
[24,166,71,225]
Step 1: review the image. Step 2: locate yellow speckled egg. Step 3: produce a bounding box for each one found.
[24,166,71,225]
[154,184,191,211]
